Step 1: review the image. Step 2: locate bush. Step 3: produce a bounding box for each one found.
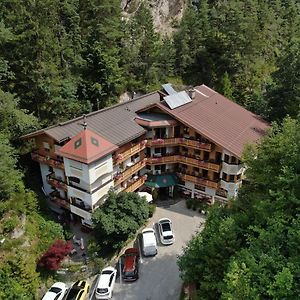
[38,240,72,271]
[63,229,73,240]
[186,198,193,209]
[152,189,158,201]
[2,215,19,233]
[148,204,156,217]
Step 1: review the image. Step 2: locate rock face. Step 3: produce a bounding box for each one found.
[121,0,187,35]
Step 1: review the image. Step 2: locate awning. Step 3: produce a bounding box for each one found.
[145,174,177,188]
[137,192,153,203]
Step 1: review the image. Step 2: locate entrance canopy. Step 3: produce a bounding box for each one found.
[145,174,177,188]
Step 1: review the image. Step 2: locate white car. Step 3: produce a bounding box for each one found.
[41,282,68,300]
[95,266,117,299]
[158,218,175,245]
[141,228,158,256]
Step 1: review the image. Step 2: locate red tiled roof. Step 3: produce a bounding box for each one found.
[156,85,270,157]
[56,128,118,164]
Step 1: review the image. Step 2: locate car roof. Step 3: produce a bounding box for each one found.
[42,282,66,300]
[124,255,136,272]
[98,267,115,288]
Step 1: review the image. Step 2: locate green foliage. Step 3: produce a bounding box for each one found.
[178,116,300,299]
[2,215,18,233]
[92,191,150,250]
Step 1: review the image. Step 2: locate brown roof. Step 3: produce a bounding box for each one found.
[22,85,269,158]
[22,92,161,146]
[156,84,269,157]
[56,129,118,164]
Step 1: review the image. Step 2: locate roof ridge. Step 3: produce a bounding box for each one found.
[57,91,159,127]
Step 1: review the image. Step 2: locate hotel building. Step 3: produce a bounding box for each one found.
[22,84,269,226]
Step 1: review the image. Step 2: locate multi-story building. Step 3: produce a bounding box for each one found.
[22,84,269,227]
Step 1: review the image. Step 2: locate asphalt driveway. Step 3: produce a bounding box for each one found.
[107,200,206,300]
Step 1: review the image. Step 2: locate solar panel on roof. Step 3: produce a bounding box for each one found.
[162,83,177,95]
[164,91,192,110]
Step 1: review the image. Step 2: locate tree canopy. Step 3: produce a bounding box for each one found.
[178,116,300,299]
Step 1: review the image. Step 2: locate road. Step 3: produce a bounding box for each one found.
[89,200,205,300]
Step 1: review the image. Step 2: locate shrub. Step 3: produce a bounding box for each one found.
[2,215,19,233]
[38,240,72,271]
[186,198,193,209]
[148,204,156,217]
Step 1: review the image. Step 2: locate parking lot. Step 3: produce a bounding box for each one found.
[90,200,205,300]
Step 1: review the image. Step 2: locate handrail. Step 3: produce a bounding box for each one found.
[123,176,146,193]
[177,173,219,189]
[114,141,146,164]
[114,160,146,185]
[31,152,64,169]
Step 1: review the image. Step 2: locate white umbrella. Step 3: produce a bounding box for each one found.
[138,192,153,203]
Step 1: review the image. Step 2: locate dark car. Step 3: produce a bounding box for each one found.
[122,248,139,282]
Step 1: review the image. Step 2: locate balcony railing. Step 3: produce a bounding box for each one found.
[177,173,219,189]
[114,141,146,164]
[145,154,220,172]
[46,173,68,191]
[114,159,146,185]
[123,176,146,193]
[49,191,70,210]
[146,137,212,151]
[31,152,64,169]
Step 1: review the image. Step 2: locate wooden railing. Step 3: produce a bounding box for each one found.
[49,192,70,210]
[114,141,146,164]
[46,173,68,191]
[146,138,212,151]
[146,155,220,172]
[114,160,146,185]
[178,173,219,189]
[123,176,146,193]
[31,152,64,169]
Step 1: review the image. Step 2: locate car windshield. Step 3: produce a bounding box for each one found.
[164,235,173,240]
[124,270,135,276]
[66,287,81,299]
[49,287,61,294]
[102,270,113,275]
[161,222,171,231]
[97,288,108,294]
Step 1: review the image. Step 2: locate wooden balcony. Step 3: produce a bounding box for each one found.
[146,138,211,151]
[114,160,146,185]
[31,152,64,169]
[178,173,219,189]
[46,173,68,191]
[145,154,220,172]
[123,176,146,193]
[49,191,70,210]
[114,141,146,164]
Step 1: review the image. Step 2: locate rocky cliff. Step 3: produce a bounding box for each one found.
[121,0,187,35]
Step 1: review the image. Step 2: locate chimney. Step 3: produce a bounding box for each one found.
[188,89,196,99]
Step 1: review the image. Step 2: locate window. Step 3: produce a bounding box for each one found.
[48,166,54,172]
[202,170,208,177]
[154,147,161,153]
[224,154,230,163]
[69,176,80,184]
[182,146,188,152]
[222,172,227,181]
[195,184,205,191]
[43,141,50,151]
[213,172,219,180]
[146,165,151,170]
[193,167,199,172]
[231,156,237,164]
[215,152,222,163]
[203,151,209,161]
[194,149,200,156]
[183,127,189,134]
[237,174,241,180]
[229,175,235,182]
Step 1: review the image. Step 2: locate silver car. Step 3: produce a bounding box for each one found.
[157,218,175,245]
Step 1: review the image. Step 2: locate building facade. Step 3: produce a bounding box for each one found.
[23,84,269,226]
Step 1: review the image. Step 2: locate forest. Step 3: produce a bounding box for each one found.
[0,0,299,298]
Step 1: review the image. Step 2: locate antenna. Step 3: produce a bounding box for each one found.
[78,114,87,130]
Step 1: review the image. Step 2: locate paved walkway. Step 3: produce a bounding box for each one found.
[89,200,206,300]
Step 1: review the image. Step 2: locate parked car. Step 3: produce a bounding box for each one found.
[41,282,68,300]
[122,248,140,282]
[158,218,175,245]
[95,266,117,299]
[65,280,89,300]
[141,228,157,256]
